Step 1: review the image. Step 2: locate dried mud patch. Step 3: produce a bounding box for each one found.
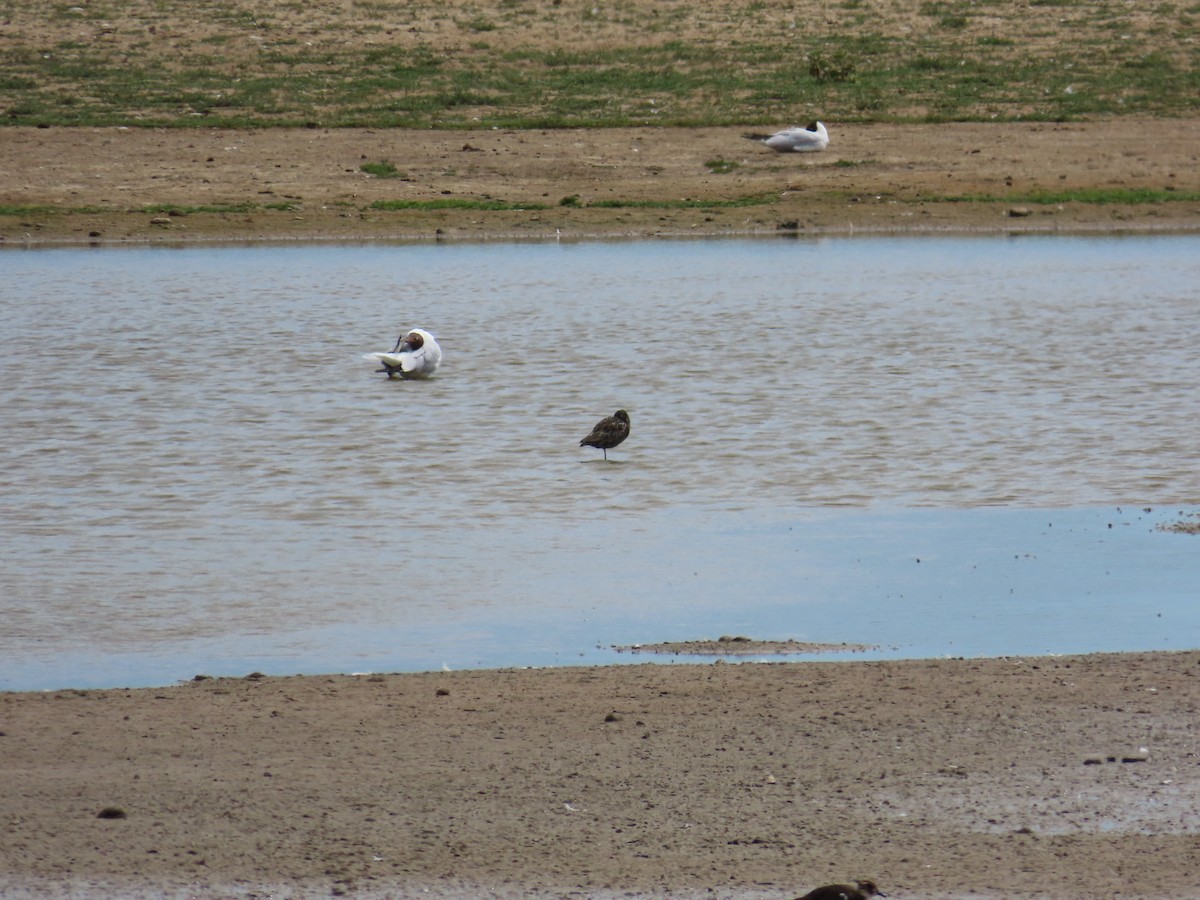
[614,635,877,655]
[1157,513,1200,535]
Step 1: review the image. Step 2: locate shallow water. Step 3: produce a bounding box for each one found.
[2,235,1199,690]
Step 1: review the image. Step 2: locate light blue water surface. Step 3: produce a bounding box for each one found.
[2,235,1198,690]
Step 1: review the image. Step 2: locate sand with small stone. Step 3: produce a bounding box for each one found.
[3,652,1200,899]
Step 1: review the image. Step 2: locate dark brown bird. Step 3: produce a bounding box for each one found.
[579,409,630,460]
[794,880,886,900]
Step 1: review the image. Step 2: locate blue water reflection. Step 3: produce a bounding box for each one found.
[8,504,1196,691]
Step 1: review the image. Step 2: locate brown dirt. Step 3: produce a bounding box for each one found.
[2,652,1199,899]
[3,118,1199,245]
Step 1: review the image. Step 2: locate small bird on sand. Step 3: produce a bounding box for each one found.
[579,409,630,460]
[794,880,886,900]
[743,120,830,153]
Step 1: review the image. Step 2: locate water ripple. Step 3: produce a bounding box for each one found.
[3,235,1199,688]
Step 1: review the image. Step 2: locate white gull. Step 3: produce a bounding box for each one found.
[743,121,830,153]
[364,327,443,379]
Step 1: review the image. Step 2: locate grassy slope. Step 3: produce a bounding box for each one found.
[1,0,1197,129]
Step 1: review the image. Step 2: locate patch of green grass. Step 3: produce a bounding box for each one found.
[921,1,971,28]
[458,16,497,32]
[3,0,1198,127]
[585,194,776,209]
[0,204,62,216]
[360,160,406,178]
[138,200,300,213]
[935,188,1200,204]
[370,194,777,212]
[704,159,740,174]
[0,201,298,216]
[140,202,298,214]
[370,198,551,211]
[807,50,857,83]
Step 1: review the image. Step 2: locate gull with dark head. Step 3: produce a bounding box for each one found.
[365,327,442,379]
[743,120,830,153]
[579,409,630,461]
[793,879,886,900]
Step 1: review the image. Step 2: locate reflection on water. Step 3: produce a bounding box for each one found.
[2,236,1198,690]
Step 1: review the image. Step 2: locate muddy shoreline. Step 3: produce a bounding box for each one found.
[3,120,1199,246]
[3,651,1199,899]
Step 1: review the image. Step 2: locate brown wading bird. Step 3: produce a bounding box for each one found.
[794,880,886,900]
[579,409,630,460]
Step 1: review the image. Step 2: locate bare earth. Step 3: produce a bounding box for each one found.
[2,118,1199,244]
[3,652,1200,899]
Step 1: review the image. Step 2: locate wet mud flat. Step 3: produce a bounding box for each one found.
[3,650,1199,899]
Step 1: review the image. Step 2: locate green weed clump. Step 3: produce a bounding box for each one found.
[361,161,407,178]
[936,187,1200,204]
[370,198,550,211]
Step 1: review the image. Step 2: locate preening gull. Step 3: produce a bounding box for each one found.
[364,327,443,379]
